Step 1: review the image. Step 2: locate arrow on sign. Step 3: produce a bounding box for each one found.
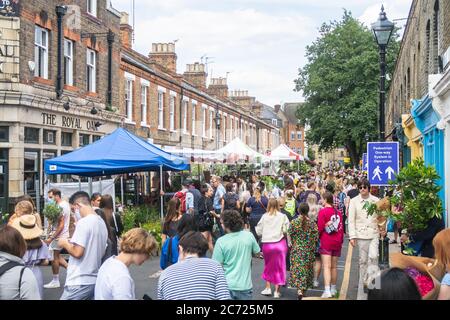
[385,166,395,180]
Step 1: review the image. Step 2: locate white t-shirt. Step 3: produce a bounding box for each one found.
[65,213,108,286]
[58,200,71,239]
[95,256,135,300]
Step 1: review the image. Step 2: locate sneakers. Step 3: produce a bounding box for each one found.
[321,291,333,299]
[43,280,60,289]
[273,291,281,299]
[261,288,272,296]
[330,288,337,297]
[313,280,319,288]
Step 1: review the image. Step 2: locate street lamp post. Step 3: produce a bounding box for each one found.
[214,108,221,150]
[371,5,394,142]
[371,5,394,270]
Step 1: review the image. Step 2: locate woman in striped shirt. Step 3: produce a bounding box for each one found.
[157,231,230,300]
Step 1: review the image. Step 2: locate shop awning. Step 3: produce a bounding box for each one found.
[44,128,190,176]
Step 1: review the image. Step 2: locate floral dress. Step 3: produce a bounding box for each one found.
[288,217,319,291]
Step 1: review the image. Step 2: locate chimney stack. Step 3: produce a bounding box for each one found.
[207,77,228,99]
[183,62,207,90]
[149,43,177,74]
[229,90,256,107]
[274,104,281,113]
[120,12,133,49]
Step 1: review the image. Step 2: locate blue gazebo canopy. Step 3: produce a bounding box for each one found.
[44,128,189,176]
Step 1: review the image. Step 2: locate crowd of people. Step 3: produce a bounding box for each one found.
[0,168,449,300]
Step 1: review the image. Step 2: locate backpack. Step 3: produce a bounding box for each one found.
[223,192,237,210]
[0,261,26,298]
[284,198,296,218]
[174,191,187,213]
[160,235,180,270]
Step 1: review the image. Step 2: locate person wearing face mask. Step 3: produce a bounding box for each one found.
[95,228,157,300]
[43,188,71,289]
[58,191,108,300]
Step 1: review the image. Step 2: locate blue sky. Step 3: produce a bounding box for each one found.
[111,0,412,106]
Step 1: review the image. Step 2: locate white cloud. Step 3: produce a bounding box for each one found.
[111,0,412,105]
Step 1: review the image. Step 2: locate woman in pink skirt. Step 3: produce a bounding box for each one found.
[256,198,290,298]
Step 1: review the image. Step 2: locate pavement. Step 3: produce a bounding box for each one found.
[40,232,401,300]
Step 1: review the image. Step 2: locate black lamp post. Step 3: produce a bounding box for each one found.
[372,6,394,271]
[214,108,221,150]
[371,5,394,142]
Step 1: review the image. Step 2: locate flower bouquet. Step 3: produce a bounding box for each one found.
[390,252,445,300]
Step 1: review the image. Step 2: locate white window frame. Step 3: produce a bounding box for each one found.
[297,131,302,140]
[223,115,228,142]
[34,26,49,79]
[86,49,96,92]
[87,0,97,17]
[191,102,197,136]
[183,99,189,134]
[158,90,165,130]
[125,78,133,122]
[202,105,207,137]
[291,131,296,141]
[169,93,176,132]
[272,119,277,126]
[140,83,148,126]
[64,39,73,86]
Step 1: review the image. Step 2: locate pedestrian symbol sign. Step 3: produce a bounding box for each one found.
[367,142,399,186]
[362,153,368,171]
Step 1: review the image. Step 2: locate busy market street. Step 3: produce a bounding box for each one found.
[0,0,449,306]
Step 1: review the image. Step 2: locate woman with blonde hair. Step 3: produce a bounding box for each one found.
[256,198,290,298]
[95,228,157,300]
[307,193,323,288]
[433,229,450,300]
[14,195,43,229]
[8,201,39,227]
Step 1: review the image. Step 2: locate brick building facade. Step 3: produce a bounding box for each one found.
[118,14,279,155]
[0,0,123,213]
[387,0,449,224]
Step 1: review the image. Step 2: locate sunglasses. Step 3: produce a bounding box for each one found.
[359,186,369,190]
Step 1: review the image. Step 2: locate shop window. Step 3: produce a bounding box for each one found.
[92,135,101,142]
[43,151,57,183]
[79,134,90,146]
[24,150,39,195]
[0,127,8,142]
[61,132,73,147]
[43,130,56,145]
[25,127,40,144]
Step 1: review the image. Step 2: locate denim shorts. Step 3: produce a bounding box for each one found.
[229,289,253,300]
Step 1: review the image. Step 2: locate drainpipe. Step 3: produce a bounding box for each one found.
[107,30,115,110]
[55,5,67,99]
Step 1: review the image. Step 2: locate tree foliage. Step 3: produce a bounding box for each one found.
[294,10,400,165]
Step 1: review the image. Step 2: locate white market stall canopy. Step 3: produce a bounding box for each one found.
[268,144,304,161]
[216,138,269,163]
[163,138,269,164]
[162,146,222,163]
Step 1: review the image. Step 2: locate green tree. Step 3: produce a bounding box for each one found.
[294,10,400,165]
[307,148,315,161]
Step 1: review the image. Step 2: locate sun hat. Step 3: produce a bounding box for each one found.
[11,214,43,240]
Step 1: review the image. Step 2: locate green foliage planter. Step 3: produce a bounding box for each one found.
[389,159,443,233]
[364,159,443,234]
[122,205,163,253]
[43,202,62,226]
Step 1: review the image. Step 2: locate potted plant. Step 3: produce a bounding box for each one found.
[43,202,63,236]
[364,159,443,255]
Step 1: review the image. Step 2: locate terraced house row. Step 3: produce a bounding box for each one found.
[0,0,281,213]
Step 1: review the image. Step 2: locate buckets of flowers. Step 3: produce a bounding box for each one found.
[390,252,445,300]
